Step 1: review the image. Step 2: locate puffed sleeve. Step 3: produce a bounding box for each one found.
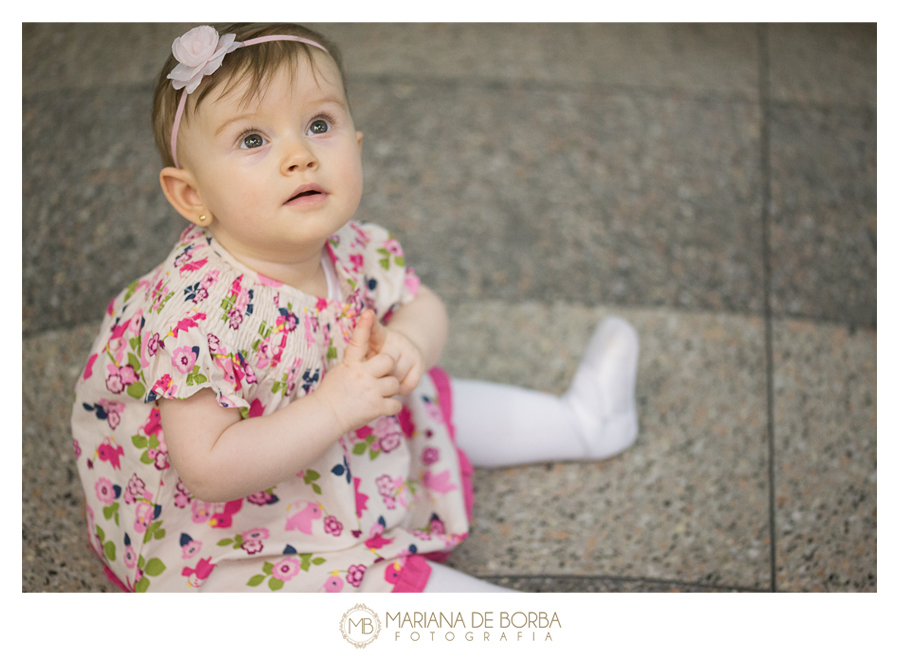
[356,222,420,321]
[141,315,251,414]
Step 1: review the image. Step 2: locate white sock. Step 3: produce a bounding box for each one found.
[562,316,640,460]
[450,316,639,467]
[422,560,515,593]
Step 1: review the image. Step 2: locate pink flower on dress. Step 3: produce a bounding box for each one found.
[95,478,116,504]
[228,308,243,330]
[171,346,198,374]
[383,238,402,256]
[106,372,125,394]
[207,333,222,354]
[271,557,301,582]
[201,271,219,289]
[106,410,121,430]
[323,516,343,536]
[323,575,344,592]
[242,528,270,542]
[124,473,149,505]
[73,439,81,459]
[242,360,257,385]
[430,518,446,535]
[191,500,214,524]
[422,447,440,465]
[174,479,191,508]
[246,490,274,506]
[181,540,202,560]
[242,540,264,555]
[346,564,366,588]
[134,502,154,533]
[105,364,137,394]
[375,474,396,498]
[147,332,160,357]
[373,416,402,453]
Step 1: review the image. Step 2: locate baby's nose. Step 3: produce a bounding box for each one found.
[282,140,317,172]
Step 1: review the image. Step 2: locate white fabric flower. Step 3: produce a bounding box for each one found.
[167,26,240,94]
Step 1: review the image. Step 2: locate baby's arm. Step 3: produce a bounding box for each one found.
[368,284,449,395]
[159,311,401,503]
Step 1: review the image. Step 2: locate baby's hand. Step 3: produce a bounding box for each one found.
[367,314,425,396]
[316,310,403,434]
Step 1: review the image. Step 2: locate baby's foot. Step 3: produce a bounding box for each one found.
[564,317,639,460]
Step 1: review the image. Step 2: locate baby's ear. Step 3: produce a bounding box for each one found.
[159,167,211,227]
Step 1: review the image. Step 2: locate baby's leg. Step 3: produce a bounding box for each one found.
[451,317,639,467]
[423,560,514,593]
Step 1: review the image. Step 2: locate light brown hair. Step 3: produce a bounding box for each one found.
[151,23,347,168]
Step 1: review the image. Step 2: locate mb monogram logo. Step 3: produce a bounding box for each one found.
[340,604,382,648]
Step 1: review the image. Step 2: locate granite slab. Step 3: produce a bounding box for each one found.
[313,23,759,99]
[767,23,876,108]
[22,23,193,94]
[772,319,876,592]
[24,23,760,99]
[767,103,877,328]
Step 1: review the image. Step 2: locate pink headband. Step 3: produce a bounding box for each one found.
[167,26,329,168]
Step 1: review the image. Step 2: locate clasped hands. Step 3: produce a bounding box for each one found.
[317,309,425,434]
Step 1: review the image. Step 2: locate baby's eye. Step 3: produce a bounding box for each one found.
[308,119,331,135]
[240,133,266,149]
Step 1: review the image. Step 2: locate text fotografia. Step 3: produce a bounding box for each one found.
[387,611,561,642]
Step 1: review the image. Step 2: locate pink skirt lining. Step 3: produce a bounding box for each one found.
[392,366,474,592]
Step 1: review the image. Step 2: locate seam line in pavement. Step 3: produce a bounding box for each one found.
[757,23,778,595]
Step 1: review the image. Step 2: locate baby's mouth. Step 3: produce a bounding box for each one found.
[289,190,320,201]
[285,184,326,204]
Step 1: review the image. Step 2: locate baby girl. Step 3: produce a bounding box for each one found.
[71,22,640,593]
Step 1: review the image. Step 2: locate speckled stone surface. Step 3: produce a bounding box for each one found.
[23,324,120,593]
[22,23,194,94]
[767,104,877,328]
[22,85,186,337]
[314,23,760,98]
[772,320,876,592]
[441,303,771,590]
[482,575,753,593]
[767,24,877,107]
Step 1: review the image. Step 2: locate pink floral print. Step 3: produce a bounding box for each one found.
[72,222,469,592]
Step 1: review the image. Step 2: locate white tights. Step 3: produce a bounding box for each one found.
[422,317,640,593]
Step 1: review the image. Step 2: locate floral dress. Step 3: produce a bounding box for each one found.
[70,221,473,592]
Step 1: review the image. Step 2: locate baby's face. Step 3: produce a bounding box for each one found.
[177,51,363,265]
